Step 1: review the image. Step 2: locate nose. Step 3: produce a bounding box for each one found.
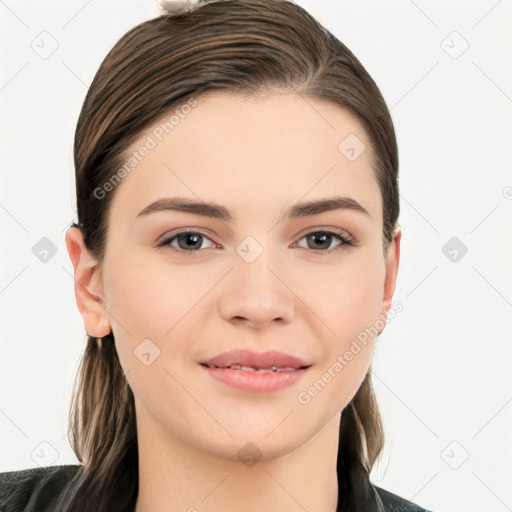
[219,249,294,329]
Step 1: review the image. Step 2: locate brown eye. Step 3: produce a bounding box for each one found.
[295,229,355,252]
[158,231,216,252]
[306,233,336,250]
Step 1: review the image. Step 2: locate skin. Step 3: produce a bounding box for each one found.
[65,91,401,512]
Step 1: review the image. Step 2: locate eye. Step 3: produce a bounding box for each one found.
[157,230,216,253]
[293,229,355,252]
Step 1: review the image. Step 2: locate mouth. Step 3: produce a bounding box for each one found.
[200,349,312,372]
[199,364,311,393]
[198,350,312,393]
[200,363,310,373]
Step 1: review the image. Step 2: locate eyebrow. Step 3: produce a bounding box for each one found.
[136,196,372,223]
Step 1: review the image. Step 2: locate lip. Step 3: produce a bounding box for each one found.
[199,364,311,393]
[201,349,312,370]
[199,350,312,393]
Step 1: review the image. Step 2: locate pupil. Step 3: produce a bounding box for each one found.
[179,233,201,250]
[310,233,330,249]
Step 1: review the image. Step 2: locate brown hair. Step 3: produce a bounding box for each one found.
[56,1,399,510]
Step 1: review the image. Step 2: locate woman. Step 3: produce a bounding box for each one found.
[0,0,432,510]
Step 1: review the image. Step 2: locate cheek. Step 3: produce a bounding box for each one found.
[303,250,385,343]
[296,255,384,415]
[308,251,384,378]
[101,252,193,360]
[334,272,383,339]
[102,249,227,375]
[104,250,207,329]
[101,252,210,408]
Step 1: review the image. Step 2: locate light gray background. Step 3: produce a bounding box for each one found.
[1,1,511,511]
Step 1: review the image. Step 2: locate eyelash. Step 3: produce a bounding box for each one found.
[156,228,356,255]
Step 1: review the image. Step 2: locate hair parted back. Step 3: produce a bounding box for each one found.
[57,1,399,510]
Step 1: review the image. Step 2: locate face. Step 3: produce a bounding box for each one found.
[66,91,400,462]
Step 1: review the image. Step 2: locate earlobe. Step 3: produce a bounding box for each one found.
[380,225,401,330]
[65,227,112,338]
[85,311,112,338]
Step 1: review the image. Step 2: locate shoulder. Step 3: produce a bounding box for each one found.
[0,464,81,512]
[374,485,434,512]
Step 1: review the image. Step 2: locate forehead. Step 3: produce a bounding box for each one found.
[109,91,381,226]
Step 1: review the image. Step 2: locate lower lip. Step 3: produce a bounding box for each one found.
[199,365,310,393]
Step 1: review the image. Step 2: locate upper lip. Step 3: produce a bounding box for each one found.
[201,350,312,369]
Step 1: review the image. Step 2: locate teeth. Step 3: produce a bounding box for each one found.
[234,365,258,372]
[206,364,297,372]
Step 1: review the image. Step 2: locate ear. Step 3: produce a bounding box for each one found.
[380,224,401,329]
[65,226,111,338]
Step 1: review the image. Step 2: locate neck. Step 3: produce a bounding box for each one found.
[134,405,341,512]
